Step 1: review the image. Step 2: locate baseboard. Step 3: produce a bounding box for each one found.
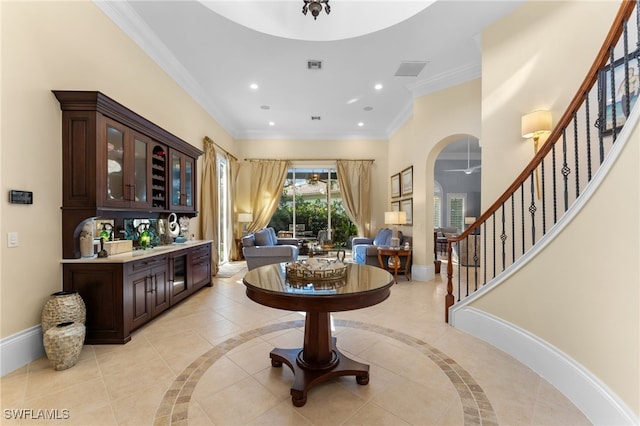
[410,263,432,282]
[0,325,44,377]
[454,307,638,426]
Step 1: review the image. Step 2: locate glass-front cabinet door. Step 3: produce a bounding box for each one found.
[131,133,152,209]
[170,150,195,211]
[102,118,152,209]
[104,120,128,208]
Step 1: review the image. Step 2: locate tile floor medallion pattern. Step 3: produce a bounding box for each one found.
[154,319,497,425]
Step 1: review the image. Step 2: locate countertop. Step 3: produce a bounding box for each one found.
[61,240,212,264]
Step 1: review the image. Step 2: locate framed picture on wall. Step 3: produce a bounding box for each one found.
[598,51,639,135]
[391,173,401,198]
[400,198,413,225]
[400,166,413,196]
[391,200,400,212]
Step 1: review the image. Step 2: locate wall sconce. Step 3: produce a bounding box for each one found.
[464,216,476,228]
[384,211,407,247]
[521,110,552,199]
[238,213,253,236]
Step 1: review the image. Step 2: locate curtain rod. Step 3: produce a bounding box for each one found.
[244,158,374,162]
[203,136,238,161]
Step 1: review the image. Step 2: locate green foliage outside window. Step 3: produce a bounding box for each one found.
[268,195,357,246]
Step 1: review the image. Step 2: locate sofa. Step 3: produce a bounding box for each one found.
[352,228,412,266]
[242,227,299,270]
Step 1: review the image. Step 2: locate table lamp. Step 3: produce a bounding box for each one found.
[384,211,407,247]
[238,213,253,236]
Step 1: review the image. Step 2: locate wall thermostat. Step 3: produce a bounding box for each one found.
[9,190,33,205]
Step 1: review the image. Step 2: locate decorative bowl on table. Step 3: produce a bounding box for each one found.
[286,258,347,282]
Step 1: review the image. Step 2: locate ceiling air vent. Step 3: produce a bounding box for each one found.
[308,60,322,70]
[394,61,428,77]
[311,116,321,121]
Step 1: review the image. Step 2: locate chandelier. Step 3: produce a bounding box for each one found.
[302,0,330,20]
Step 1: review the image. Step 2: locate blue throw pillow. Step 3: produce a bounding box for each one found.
[254,229,273,246]
[373,228,392,246]
[266,227,278,246]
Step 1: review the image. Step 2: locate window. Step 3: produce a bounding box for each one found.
[268,166,356,246]
[434,181,443,228]
[217,154,230,263]
[447,193,466,232]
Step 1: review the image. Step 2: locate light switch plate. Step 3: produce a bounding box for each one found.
[7,232,18,248]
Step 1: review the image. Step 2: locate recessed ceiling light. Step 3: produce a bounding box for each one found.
[357,122,364,127]
[374,83,383,90]
[268,121,275,126]
[260,105,270,110]
[364,106,373,111]
[249,83,259,90]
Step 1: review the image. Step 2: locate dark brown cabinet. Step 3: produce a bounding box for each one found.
[127,255,170,330]
[53,91,202,258]
[62,242,212,344]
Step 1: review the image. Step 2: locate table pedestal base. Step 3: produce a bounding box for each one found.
[270,339,369,407]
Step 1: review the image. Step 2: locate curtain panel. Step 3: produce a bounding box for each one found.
[200,138,219,275]
[248,160,290,233]
[337,160,373,237]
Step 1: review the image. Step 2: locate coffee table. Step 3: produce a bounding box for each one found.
[243,263,394,407]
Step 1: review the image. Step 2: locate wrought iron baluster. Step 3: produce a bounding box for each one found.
[511,194,515,264]
[597,73,605,164]
[541,157,547,235]
[492,213,496,279]
[573,113,580,198]
[520,184,525,255]
[473,234,479,291]
[530,172,537,245]
[622,21,630,124]
[585,92,592,181]
[552,143,558,224]
[483,221,487,285]
[562,128,570,212]
[609,47,617,141]
[501,205,506,272]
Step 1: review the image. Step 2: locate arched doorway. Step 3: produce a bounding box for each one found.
[434,137,481,232]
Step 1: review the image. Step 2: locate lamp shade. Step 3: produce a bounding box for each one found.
[238,213,253,223]
[464,216,476,225]
[521,110,552,139]
[384,211,407,225]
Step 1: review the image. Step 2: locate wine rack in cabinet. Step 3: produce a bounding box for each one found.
[151,145,167,209]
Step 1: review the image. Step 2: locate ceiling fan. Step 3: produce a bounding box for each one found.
[445,139,481,175]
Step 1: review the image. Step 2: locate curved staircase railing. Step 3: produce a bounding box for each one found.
[445,0,639,322]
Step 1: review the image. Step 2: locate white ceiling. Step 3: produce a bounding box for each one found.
[95,0,523,142]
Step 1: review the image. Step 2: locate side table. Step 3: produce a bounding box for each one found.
[377,247,412,283]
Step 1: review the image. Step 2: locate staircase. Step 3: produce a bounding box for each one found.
[445,1,639,424]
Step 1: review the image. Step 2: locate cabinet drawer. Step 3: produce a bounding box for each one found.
[130,254,169,271]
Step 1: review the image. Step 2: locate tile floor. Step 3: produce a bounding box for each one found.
[1,262,590,425]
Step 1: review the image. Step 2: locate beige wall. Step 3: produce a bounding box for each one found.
[475,0,638,414]
[390,79,481,267]
[0,1,236,338]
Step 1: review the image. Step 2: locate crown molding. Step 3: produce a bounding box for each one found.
[93,0,239,137]
[408,62,481,98]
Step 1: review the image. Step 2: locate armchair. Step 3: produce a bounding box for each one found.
[242,227,299,270]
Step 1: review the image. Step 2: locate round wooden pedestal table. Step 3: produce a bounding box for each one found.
[243,263,393,407]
